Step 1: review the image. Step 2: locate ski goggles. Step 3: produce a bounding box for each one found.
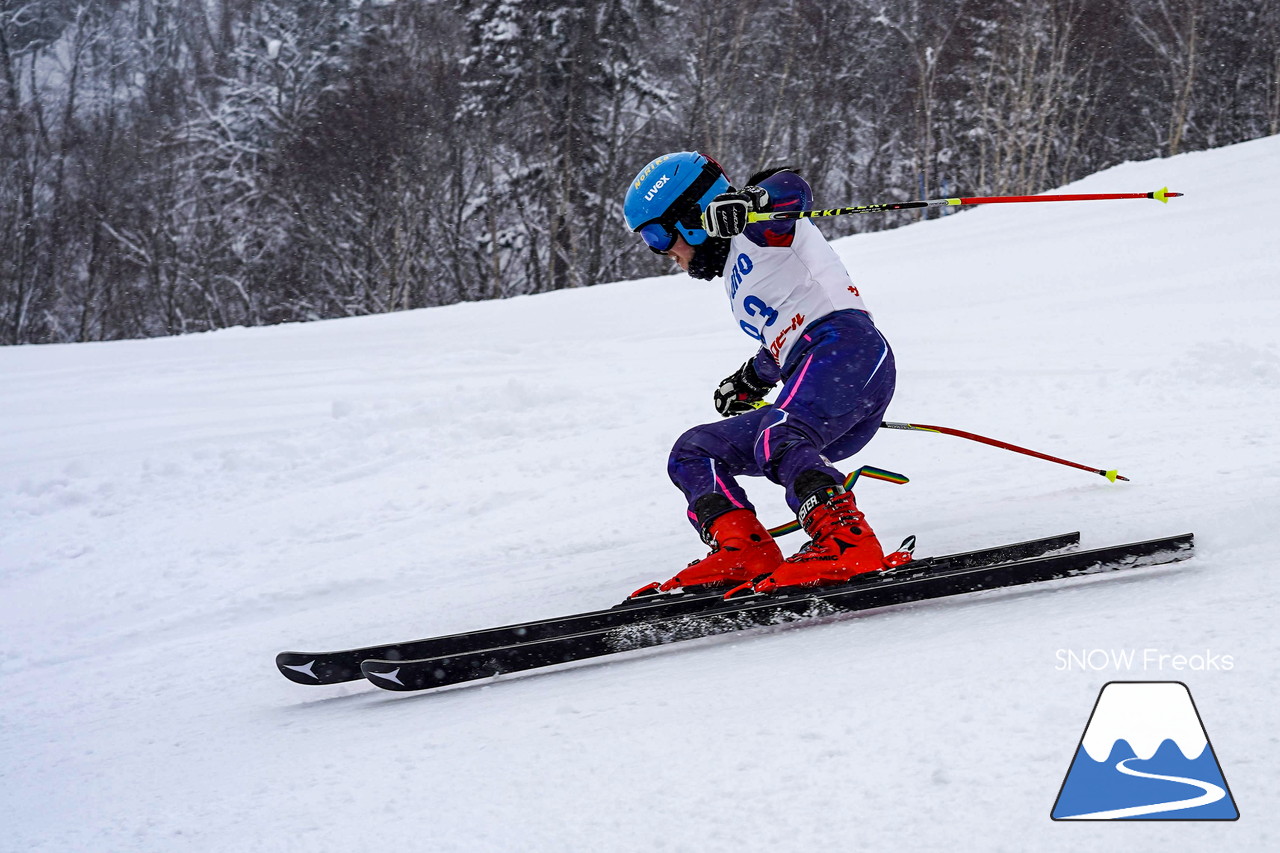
[632,161,726,254]
[636,210,700,254]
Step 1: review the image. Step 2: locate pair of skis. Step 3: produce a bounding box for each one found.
[277,530,1193,694]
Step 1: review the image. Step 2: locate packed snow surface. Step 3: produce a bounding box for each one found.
[3,136,1279,850]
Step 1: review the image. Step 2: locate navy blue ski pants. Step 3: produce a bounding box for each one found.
[668,310,895,528]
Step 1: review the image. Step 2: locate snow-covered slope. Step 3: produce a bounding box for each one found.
[3,136,1278,850]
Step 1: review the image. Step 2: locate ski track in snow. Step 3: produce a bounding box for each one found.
[2,137,1279,850]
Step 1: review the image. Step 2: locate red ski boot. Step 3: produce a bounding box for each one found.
[753,484,885,594]
[656,509,784,593]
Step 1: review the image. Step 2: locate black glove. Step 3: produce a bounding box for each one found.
[703,185,769,239]
[713,358,776,417]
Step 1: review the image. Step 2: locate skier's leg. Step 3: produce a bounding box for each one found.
[753,312,896,509]
[659,408,783,591]
[661,311,896,593]
[667,407,772,529]
[751,313,899,589]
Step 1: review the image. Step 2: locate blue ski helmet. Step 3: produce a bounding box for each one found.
[624,152,731,254]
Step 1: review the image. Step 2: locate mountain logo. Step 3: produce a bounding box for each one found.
[1052,681,1239,820]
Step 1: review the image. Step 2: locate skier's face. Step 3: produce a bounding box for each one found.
[666,236,694,272]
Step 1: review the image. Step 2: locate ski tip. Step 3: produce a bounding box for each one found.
[361,662,408,689]
[1150,187,1182,203]
[276,654,321,683]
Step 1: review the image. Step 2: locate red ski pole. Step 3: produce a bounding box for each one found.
[879,421,1128,482]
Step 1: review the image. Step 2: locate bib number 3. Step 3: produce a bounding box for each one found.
[739,295,779,341]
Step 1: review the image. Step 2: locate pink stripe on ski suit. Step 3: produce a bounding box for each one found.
[761,354,813,460]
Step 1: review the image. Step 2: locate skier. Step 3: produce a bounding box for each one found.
[623,151,898,594]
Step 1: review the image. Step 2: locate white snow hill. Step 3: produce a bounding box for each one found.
[2,135,1279,851]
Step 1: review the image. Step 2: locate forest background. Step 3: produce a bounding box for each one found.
[2,0,1276,344]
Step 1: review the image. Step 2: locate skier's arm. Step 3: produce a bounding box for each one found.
[703,168,813,246]
[713,353,779,417]
[751,348,780,385]
[742,169,811,248]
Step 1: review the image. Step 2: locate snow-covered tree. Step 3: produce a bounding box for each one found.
[457,0,671,293]
[1,0,1277,343]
